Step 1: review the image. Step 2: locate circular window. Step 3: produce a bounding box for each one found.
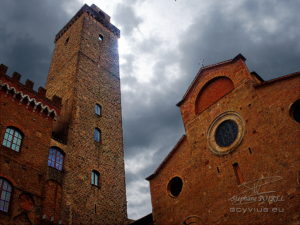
[207,112,245,155]
[215,120,238,147]
[168,177,183,197]
[290,99,300,123]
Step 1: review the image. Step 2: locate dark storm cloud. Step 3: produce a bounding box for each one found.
[178,0,300,84]
[0,0,81,88]
[122,0,300,218]
[114,3,143,36]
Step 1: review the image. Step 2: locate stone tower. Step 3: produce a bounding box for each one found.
[45,4,127,225]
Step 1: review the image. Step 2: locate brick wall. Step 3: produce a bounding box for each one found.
[149,59,300,225]
[0,71,60,225]
[46,6,127,225]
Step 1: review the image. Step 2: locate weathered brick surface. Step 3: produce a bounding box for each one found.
[148,58,300,225]
[0,72,60,225]
[0,4,127,225]
[46,6,127,225]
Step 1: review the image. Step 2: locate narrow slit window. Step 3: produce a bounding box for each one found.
[95,104,101,116]
[98,34,104,41]
[232,163,244,185]
[91,170,100,186]
[94,128,101,142]
[64,37,69,45]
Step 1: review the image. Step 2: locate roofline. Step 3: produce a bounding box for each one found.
[250,71,265,82]
[55,4,120,42]
[146,135,186,181]
[176,53,246,107]
[254,71,300,88]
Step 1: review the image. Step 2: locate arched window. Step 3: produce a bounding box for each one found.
[91,170,100,187]
[48,147,64,171]
[195,77,234,114]
[94,128,101,142]
[95,104,101,116]
[0,178,12,213]
[2,127,23,152]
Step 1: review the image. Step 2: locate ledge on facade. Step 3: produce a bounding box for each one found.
[51,132,67,145]
[47,167,64,184]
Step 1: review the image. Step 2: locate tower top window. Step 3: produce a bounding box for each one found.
[98,34,104,41]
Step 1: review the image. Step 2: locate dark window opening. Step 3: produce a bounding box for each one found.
[290,99,300,123]
[2,127,23,152]
[0,178,12,213]
[232,163,244,185]
[217,167,220,173]
[48,147,64,171]
[215,120,238,147]
[94,128,101,142]
[65,37,69,45]
[168,177,183,197]
[91,170,100,187]
[248,147,252,154]
[95,104,101,116]
[98,34,104,41]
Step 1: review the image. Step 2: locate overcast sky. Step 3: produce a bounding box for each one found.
[0,0,299,220]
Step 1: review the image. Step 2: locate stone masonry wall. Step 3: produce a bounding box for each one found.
[45,8,127,225]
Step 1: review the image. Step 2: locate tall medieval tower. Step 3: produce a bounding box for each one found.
[45,4,127,225]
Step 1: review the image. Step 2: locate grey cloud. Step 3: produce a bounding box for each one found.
[114,4,143,36]
[178,0,300,82]
[0,0,81,88]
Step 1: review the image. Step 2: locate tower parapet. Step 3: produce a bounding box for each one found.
[0,64,61,119]
[55,4,120,43]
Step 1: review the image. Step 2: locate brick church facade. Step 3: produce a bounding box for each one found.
[0,4,127,225]
[0,3,299,225]
[146,55,300,225]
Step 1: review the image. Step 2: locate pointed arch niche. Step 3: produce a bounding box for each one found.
[195,76,234,114]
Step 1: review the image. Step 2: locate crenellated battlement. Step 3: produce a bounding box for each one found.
[0,64,61,119]
[55,4,120,42]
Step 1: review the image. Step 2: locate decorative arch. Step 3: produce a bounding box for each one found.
[195,76,234,114]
